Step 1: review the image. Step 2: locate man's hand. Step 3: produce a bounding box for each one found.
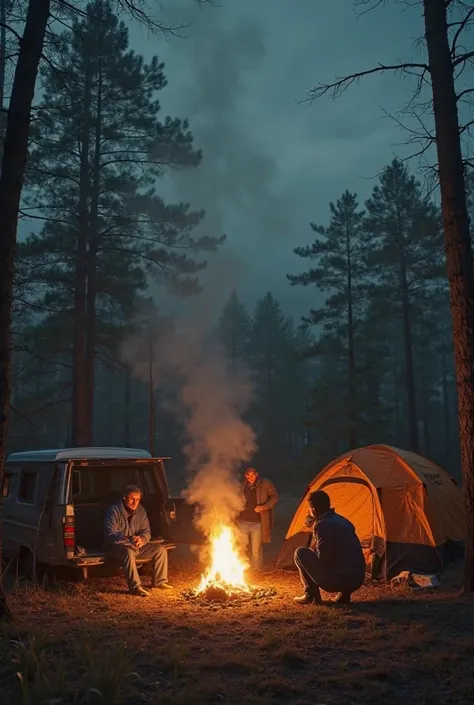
[132,535,145,548]
[255,505,264,513]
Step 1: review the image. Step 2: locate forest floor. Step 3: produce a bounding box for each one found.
[1,559,474,705]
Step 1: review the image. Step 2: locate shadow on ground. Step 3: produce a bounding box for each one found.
[1,562,473,705]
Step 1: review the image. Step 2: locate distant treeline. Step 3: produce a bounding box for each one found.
[7,1,461,486]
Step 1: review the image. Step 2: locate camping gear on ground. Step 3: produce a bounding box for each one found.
[390,570,440,589]
[276,444,465,580]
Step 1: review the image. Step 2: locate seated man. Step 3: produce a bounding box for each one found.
[294,490,365,605]
[104,484,173,597]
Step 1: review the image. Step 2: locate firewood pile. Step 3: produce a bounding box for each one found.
[181,584,277,608]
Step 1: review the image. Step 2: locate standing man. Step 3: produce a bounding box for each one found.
[237,467,279,571]
[104,484,173,597]
[294,490,365,605]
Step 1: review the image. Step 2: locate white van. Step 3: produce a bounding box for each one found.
[1,447,202,579]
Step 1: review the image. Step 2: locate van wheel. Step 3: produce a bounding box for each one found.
[19,550,38,584]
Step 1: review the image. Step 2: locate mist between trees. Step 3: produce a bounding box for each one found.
[0,0,465,498]
[10,78,462,492]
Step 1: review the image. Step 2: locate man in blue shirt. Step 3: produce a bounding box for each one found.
[294,490,365,605]
[105,484,172,597]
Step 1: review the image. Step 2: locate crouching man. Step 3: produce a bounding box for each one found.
[105,484,173,597]
[294,490,365,606]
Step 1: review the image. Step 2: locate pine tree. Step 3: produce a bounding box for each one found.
[356,295,401,446]
[216,291,251,375]
[283,321,315,458]
[19,0,222,445]
[364,160,443,452]
[305,336,349,461]
[248,292,292,470]
[288,190,367,448]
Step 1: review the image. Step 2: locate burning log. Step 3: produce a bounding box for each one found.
[181,524,277,607]
[201,585,229,602]
[182,585,278,607]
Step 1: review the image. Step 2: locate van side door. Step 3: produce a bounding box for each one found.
[2,462,51,559]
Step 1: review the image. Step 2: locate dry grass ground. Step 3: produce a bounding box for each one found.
[1,557,474,705]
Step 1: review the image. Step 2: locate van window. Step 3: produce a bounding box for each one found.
[71,465,146,504]
[144,469,157,496]
[72,468,97,500]
[2,474,11,498]
[18,471,38,504]
[108,468,142,493]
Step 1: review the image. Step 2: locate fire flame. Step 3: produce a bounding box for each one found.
[197,525,249,594]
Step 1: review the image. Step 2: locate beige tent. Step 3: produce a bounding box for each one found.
[276,445,465,578]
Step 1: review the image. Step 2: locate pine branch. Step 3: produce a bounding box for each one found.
[0,20,22,43]
[450,6,474,57]
[453,49,474,67]
[306,62,430,102]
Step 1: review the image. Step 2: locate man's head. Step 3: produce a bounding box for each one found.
[308,490,331,518]
[122,485,142,512]
[244,467,259,486]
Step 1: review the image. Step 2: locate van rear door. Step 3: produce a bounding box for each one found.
[68,457,205,548]
[69,458,169,550]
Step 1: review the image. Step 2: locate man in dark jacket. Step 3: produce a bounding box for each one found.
[236,467,279,571]
[104,484,172,597]
[294,490,365,605]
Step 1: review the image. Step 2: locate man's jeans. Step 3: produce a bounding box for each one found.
[237,520,263,570]
[108,541,168,592]
[294,546,362,595]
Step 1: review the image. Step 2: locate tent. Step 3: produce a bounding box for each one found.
[276,444,465,579]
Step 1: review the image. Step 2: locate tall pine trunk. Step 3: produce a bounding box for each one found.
[393,353,402,441]
[420,370,431,456]
[72,75,92,447]
[231,320,237,377]
[0,0,50,620]
[423,0,474,590]
[441,349,451,466]
[399,249,419,451]
[0,0,6,158]
[346,221,357,448]
[84,62,103,445]
[124,365,131,447]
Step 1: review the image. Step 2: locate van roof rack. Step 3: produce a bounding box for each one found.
[6,447,168,463]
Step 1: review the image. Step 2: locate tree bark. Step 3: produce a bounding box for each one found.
[84,61,103,446]
[346,220,357,448]
[398,238,418,451]
[0,0,6,159]
[0,0,50,619]
[149,337,155,456]
[420,370,431,457]
[423,0,474,590]
[441,349,451,467]
[393,353,402,440]
[71,74,92,447]
[124,365,131,447]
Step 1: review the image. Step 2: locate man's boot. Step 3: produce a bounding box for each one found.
[294,588,322,605]
[334,591,351,605]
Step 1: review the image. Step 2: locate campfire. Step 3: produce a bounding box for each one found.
[196,525,250,601]
[182,524,277,607]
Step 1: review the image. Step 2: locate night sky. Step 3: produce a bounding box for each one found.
[130,0,426,319]
[25,0,429,321]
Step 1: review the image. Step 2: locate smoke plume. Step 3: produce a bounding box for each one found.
[155,0,293,304]
[121,318,256,536]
